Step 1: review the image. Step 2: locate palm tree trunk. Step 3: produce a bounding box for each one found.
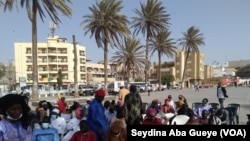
[145,37,149,91]
[181,49,190,89]
[104,39,108,94]
[31,1,39,101]
[73,35,79,98]
[158,51,161,90]
[127,63,131,86]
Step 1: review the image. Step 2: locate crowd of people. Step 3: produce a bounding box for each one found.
[0,82,235,141]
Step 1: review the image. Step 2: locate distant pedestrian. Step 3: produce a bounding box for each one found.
[195,85,199,92]
[217,82,228,108]
[147,85,151,96]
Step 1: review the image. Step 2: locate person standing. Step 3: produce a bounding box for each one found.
[124,84,143,125]
[0,94,33,141]
[118,85,129,104]
[147,85,152,96]
[87,88,108,141]
[58,97,68,113]
[217,82,228,108]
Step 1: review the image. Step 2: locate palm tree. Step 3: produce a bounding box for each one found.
[81,0,130,91]
[2,0,72,101]
[131,0,170,90]
[149,30,177,89]
[177,26,205,89]
[111,37,146,85]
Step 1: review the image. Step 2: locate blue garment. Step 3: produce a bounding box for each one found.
[32,127,59,141]
[194,104,212,118]
[0,119,32,141]
[87,99,108,141]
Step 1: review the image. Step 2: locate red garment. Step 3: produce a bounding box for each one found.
[142,117,163,125]
[160,105,175,114]
[58,99,67,113]
[69,130,97,141]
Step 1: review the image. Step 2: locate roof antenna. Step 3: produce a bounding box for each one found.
[49,21,57,37]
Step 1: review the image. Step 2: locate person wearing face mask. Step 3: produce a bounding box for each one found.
[0,94,33,141]
[32,116,60,141]
[50,108,67,140]
[62,106,85,141]
[69,120,97,141]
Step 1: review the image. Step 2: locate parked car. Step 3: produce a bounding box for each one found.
[70,85,95,96]
[79,85,95,96]
[169,85,180,90]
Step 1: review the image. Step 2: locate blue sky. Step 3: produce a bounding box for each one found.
[0,0,250,65]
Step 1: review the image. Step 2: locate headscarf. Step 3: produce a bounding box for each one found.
[0,94,31,116]
[129,84,137,94]
[0,94,31,129]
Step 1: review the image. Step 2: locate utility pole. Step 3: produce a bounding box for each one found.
[73,35,79,98]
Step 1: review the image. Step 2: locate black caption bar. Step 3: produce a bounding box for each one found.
[127,125,250,141]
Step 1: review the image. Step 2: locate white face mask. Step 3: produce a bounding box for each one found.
[41,123,50,129]
[6,113,23,121]
[51,115,57,120]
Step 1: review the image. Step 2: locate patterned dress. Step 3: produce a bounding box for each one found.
[124,92,143,125]
[0,119,32,141]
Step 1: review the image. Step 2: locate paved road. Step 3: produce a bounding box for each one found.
[29,86,250,125]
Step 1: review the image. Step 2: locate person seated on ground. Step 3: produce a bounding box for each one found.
[32,116,60,141]
[69,120,97,141]
[198,109,210,125]
[194,98,212,118]
[142,107,163,125]
[160,98,175,114]
[105,120,127,141]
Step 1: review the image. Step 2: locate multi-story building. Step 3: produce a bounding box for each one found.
[151,50,206,88]
[175,50,205,87]
[14,35,87,87]
[204,65,214,80]
[151,61,176,83]
[86,62,116,85]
